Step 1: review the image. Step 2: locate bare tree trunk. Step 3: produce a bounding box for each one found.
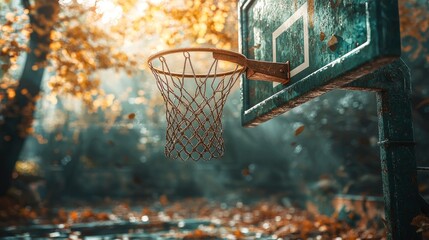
[0,0,59,195]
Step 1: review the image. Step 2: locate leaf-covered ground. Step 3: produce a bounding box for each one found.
[3,195,416,239]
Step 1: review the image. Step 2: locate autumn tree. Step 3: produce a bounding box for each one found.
[0,0,59,195]
[0,0,238,195]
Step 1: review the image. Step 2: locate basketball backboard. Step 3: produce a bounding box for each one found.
[239,0,401,127]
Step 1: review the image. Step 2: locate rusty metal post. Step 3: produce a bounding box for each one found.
[344,60,421,239]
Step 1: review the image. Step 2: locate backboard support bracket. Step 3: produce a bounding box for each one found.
[213,52,290,85]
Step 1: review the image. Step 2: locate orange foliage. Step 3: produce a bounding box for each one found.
[141,0,238,49]
[399,0,429,60]
[57,208,68,222]
[1,0,239,114]
[183,228,218,239]
[0,6,30,73]
[69,210,79,222]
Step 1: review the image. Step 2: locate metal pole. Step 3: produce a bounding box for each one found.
[344,60,421,239]
[376,62,420,239]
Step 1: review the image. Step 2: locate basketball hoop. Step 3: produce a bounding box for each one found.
[147,48,290,161]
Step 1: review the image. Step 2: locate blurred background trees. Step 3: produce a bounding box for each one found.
[0,0,428,213]
[0,0,239,196]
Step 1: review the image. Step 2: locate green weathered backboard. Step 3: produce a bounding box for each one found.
[240,0,401,126]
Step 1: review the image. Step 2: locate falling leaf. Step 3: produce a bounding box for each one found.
[294,125,305,136]
[107,140,115,146]
[242,167,250,176]
[128,113,136,120]
[416,98,429,109]
[411,214,429,232]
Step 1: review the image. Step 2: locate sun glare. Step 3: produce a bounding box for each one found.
[95,0,123,24]
[59,0,123,24]
[58,0,170,24]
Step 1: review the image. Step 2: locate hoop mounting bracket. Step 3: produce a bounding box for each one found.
[213,52,290,85]
[246,60,290,84]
